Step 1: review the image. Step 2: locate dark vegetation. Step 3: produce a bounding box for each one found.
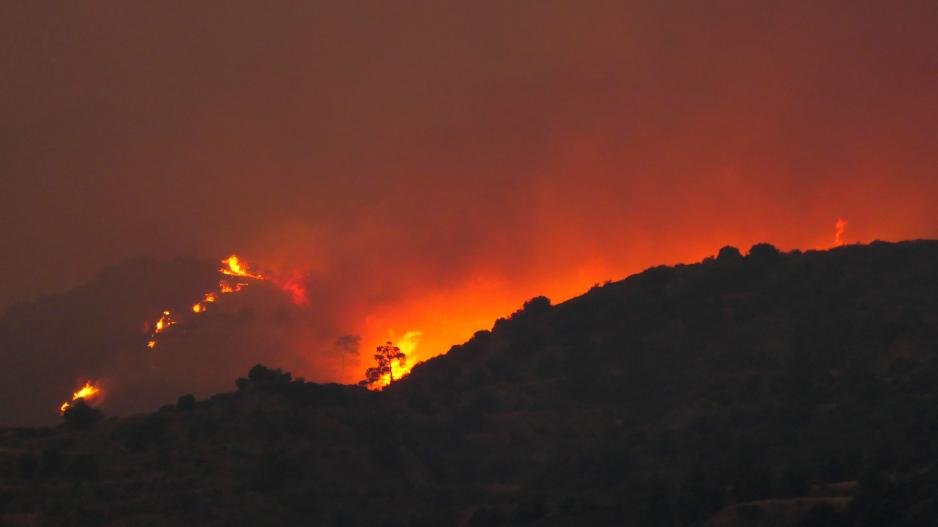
[1,240,937,526]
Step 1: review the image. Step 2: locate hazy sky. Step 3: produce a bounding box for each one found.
[2,2,936,377]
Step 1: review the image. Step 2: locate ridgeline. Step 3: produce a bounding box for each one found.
[2,240,938,526]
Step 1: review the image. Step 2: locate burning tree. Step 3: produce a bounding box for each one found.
[360,341,407,387]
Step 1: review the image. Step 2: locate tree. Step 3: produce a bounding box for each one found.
[360,341,407,387]
[176,393,196,411]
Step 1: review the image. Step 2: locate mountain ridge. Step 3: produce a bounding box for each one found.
[2,239,938,526]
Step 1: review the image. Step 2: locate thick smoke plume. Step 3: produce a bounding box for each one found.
[0,3,936,424]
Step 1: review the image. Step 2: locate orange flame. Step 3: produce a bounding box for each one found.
[153,310,175,333]
[59,381,101,414]
[219,280,248,294]
[834,218,848,247]
[375,330,421,388]
[145,255,266,350]
[220,255,264,279]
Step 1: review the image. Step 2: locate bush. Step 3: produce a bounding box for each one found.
[246,364,293,391]
[62,399,103,428]
[177,393,196,411]
[717,246,743,261]
[749,242,782,261]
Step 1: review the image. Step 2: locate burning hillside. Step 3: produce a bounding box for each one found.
[5,240,938,526]
[144,255,267,350]
[59,381,101,414]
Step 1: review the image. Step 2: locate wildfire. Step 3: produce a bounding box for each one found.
[59,381,101,414]
[145,254,267,350]
[192,292,217,313]
[220,255,263,279]
[219,280,247,294]
[834,218,848,247]
[394,330,421,374]
[154,310,175,333]
[372,330,421,389]
[274,273,309,306]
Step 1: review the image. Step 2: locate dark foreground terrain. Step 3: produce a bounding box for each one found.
[2,240,938,526]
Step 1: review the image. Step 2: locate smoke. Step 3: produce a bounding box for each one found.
[835,219,849,247]
[0,3,937,423]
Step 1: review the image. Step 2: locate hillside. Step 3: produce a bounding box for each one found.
[2,240,938,526]
[0,256,311,427]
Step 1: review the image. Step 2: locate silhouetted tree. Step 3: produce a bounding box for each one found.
[176,393,196,411]
[244,364,292,392]
[336,334,361,376]
[360,341,406,387]
[748,242,781,261]
[717,245,743,261]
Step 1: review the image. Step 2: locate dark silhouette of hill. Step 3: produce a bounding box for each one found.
[0,257,219,426]
[2,240,938,526]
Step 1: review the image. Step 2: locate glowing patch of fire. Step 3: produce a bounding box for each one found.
[59,381,101,414]
[220,255,263,279]
[377,330,421,388]
[146,255,264,350]
[834,218,848,247]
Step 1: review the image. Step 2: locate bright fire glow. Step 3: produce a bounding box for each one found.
[373,330,421,389]
[834,218,848,247]
[154,310,175,333]
[59,381,101,414]
[220,254,263,279]
[145,254,268,350]
[219,280,247,294]
[274,273,309,306]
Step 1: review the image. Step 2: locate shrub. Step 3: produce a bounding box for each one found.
[717,245,743,261]
[177,393,196,411]
[749,242,782,261]
[62,399,103,428]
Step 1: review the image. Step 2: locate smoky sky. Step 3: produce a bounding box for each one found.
[2,3,937,320]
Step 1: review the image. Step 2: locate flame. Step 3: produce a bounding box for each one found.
[153,310,175,333]
[373,330,421,389]
[834,218,848,247]
[219,280,247,294]
[220,255,263,279]
[59,381,101,414]
[144,255,267,350]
